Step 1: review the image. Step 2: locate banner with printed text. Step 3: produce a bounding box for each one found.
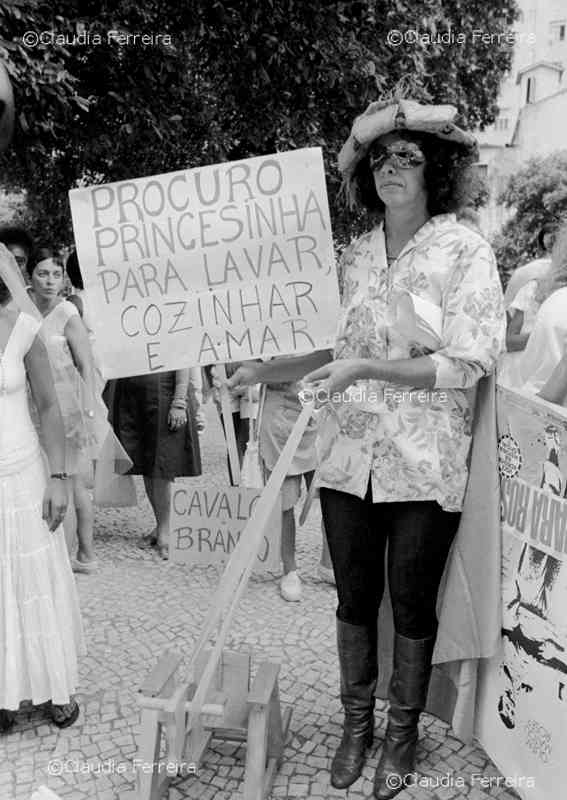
[69,148,340,378]
[476,385,567,800]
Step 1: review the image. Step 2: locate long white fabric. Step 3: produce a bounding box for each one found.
[0,312,84,708]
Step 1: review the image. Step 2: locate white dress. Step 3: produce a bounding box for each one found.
[41,300,89,476]
[0,312,84,709]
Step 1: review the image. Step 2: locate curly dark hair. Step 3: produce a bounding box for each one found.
[0,224,34,256]
[352,131,478,216]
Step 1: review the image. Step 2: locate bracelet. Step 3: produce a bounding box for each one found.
[50,472,69,480]
[171,399,187,410]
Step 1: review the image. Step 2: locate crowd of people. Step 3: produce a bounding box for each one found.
[2,62,567,798]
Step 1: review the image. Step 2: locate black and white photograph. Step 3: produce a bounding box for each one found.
[1,2,567,799]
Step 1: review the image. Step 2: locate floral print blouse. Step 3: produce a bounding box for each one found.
[316,214,506,512]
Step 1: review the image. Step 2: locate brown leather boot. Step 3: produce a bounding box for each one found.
[331,619,378,789]
[373,633,435,799]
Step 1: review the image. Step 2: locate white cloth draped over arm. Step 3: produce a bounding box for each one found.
[429,238,506,389]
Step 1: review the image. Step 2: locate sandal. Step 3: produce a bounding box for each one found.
[71,558,99,574]
[156,540,169,561]
[138,530,158,550]
[49,699,80,729]
[0,709,16,734]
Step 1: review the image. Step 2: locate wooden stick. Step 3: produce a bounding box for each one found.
[191,402,313,661]
[218,363,241,485]
[255,383,267,443]
[187,404,314,733]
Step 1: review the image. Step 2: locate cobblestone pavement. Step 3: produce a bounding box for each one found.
[1,403,521,800]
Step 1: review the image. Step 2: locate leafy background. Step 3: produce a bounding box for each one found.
[1,0,520,268]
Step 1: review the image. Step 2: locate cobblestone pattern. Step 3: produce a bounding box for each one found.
[0,404,522,800]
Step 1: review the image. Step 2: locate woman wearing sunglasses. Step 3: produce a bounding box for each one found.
[228,97,505,797]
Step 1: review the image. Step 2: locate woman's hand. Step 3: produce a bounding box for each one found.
[168,405,187,431]
[303,358,363,398]
[225,363,262,395]
[43,478,68,532]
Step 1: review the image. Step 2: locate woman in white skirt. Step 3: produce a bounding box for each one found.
[0,244,84,732]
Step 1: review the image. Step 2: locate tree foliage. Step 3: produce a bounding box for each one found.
[1,0,518,248]
[492,151,567,286]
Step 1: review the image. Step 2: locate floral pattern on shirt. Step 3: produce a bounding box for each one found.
[316,214,506,512]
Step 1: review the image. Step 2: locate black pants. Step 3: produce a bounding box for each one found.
[320,484,460,639]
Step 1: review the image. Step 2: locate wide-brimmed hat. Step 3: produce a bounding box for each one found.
[338,98,477,183]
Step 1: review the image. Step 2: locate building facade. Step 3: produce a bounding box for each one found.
[477,0,567,236]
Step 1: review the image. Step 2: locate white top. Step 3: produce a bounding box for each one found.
[0,313,41,467]
[504,258,551,309]
[508,279,540,336]
[517,287,567,393]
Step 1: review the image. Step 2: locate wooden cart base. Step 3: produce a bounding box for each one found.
[133,648,292,800]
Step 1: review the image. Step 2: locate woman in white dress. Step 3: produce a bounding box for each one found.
[65,249,105,397]
[28,250,99,573]
[0,244,84,732]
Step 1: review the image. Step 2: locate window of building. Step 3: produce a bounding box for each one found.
[550,21,566,41]
[526,76,536,104]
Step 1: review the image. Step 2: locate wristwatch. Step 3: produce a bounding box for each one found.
[50,472,69,480]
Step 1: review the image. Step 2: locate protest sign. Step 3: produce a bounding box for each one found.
[169,485,281,573]
[475,386,567,800]
[69,148,340,377]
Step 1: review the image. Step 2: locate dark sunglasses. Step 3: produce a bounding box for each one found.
[369,141,426,172]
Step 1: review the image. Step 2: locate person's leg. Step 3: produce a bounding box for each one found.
[374,502,460,800]
[279,474,303,601]
[280,507,297,575]
[73,475,96,565]
[143,474,154,506]
[387,502,460,640]
[144,476,172,558]
[303,469,333,580]
[319,519,333,569]
[62,499,77,556]
[321,485,387,789]
[139,475,158,546]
